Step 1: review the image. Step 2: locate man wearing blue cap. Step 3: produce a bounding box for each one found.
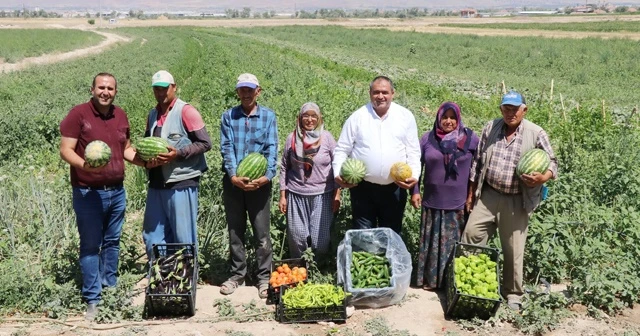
[462,90,558,311]
[219,73,278,299]
[141,70,212,259]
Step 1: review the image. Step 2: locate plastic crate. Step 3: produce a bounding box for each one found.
[144,243,198,317]
[445,242,502,320]
[266,258,309,305]
[276,284,347,323]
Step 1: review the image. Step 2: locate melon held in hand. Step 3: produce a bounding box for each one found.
[136,137,169,161]
[340,158,367,184]
[516,149,550,176]
[390,162,412,182]
[84,140,111,168]
[237,152,268,180]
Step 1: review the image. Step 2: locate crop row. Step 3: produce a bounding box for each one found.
[0,29,104,63]
[0,26,638,317]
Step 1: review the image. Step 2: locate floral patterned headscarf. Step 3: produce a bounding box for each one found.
[291,102,324,179]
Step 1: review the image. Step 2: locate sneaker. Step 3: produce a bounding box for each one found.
[85,303,99,321]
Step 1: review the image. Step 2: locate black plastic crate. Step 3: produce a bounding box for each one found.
[445,242,502,320]
[145,243,198,317]
[276,283,347,323]
[266,258,309,305]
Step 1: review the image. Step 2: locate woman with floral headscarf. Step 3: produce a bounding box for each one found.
[279,102,341,258]
[410,102,480,290]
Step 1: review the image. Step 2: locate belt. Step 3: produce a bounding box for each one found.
[485,183,520,196]
[359,180,397,188]
[78,184,123,191]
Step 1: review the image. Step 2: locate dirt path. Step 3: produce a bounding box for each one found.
[0,285,456,336]
[0,283,639,335]
[0,29,131,74]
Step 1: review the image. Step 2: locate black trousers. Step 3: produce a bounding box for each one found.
[222,175,273,283]
[349,180,407,234]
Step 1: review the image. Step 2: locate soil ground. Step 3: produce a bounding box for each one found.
[0,282,639,335]
[2,15,640,335]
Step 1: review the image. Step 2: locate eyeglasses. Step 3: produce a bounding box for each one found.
[301,115,319,120]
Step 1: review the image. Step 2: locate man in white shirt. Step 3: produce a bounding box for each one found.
[333,76,421,233]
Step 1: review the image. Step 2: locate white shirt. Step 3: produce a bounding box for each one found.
[333,102,421,185]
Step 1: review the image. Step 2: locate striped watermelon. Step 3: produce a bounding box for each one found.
[516,149,550,176]
[237,152,267,180]
[136,137,169,161]
[341,158,366,184]
[84,140,111,168]
[390,162,412,182]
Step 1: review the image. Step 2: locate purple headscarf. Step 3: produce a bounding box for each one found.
[432,102,471,177]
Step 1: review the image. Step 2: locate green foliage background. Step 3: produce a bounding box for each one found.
[0,25,639,321]
[0,29,104,63]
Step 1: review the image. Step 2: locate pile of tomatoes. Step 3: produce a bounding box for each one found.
[269,263,307,291]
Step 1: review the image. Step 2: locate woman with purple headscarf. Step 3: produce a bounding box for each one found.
[410,102,480,290]
[279,102,341,259]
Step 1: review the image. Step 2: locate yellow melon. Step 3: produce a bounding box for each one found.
[390,162,412,182]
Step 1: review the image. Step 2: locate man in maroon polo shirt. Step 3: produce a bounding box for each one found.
[59,72,145,321]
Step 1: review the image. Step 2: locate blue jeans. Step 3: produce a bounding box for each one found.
[142,187,198,259]
[72,186,126,304]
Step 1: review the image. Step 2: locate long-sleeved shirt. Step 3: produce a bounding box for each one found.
[220,104,278,180]
[470,120,558,194]
[332,102,421,185]
[279,130,337,195]
[418,130,479,210]
[145,98,212,189]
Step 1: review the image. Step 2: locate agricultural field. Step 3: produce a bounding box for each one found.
[0,29,104,63]
[441,20,640,32]
[232,25,640,109]
[1,19,640,335]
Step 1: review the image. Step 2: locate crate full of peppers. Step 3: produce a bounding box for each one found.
[144,243,198,317]
[445,242,502,320]
[276,282,349,323]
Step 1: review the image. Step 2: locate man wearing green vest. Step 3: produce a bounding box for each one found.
[141,70,212,259]
[463,90,557,311]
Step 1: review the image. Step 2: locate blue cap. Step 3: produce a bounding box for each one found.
[501,90,526,106]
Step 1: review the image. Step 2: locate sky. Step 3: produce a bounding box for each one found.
[2,0,640,11]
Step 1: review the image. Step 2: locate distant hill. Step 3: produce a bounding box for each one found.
[0,0,606,11]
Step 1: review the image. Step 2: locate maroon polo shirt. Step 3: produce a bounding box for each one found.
[59,100,130,187]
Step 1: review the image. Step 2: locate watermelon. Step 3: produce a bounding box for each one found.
[136,137,169,161]
[390,162,412,182]
[340,158,366,184]
[84,140,111,168]
[516,149,550,176]
[237,152,267,180]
